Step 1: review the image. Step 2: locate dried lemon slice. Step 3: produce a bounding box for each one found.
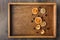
[40,21,46,27]
[41,29,45,34]
[35,17,42,24]
[40,8,46,14]
[32,8,38,14]
[35,25,40,30]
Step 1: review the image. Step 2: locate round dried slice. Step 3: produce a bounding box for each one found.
[35,25,40,30]
[32,8,38,14]
[35,17,42,24]
[41,29,45,34]
[40,21,46,27]
[40,8,46,14]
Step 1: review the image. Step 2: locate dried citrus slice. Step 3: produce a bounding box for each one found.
[40,8,46,14]
[35,17,42,24]
[32,8,38,14]
[41,29,45,34]
[40,21,46,27]
[35,25,40,30]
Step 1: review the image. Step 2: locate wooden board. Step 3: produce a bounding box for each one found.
[8,3,56,38]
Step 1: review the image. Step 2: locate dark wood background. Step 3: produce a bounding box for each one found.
[0,0,60,40]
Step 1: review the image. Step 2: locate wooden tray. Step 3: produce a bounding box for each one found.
[8,3,56,38]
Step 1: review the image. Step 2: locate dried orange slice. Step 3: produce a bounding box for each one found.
[35,25,40,30]
[40,8,46,14]
[41,29,45,34]
[40,21,46,27]
[32,8,38,14]
[35,17,42,24]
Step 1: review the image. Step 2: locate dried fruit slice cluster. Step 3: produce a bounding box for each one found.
[32,7,47,35]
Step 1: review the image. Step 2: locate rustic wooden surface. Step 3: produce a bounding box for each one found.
[0,0,60,40]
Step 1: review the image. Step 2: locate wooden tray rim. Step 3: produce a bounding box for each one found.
[8,3,56,38]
